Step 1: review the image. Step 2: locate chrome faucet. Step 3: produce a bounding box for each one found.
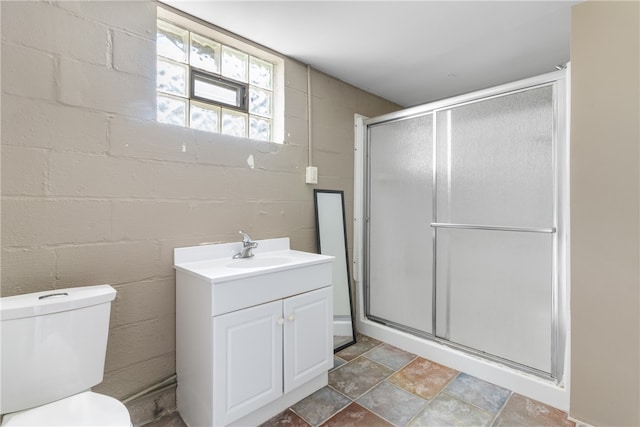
[233,230,258,259]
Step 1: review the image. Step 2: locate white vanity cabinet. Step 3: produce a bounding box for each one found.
[214,287,332,426]
[174,238,334,427]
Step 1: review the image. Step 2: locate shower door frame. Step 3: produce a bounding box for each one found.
[357,70,569,384]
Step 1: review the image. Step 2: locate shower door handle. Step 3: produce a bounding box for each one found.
[430,223,556,234]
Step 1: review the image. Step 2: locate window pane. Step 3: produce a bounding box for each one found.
[191,33,220,73]
[249,116,271,141]
[249,87,272,118]
[193,74,242,107]
[157,59,188,97]
[250,56,273,90]
[157,20,188,63]
[222,109,247,138]
[157,95,187,126]
[190,101,220,133]
[221,46,248,82]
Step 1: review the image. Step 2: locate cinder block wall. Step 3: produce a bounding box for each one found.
[0,1,399,423]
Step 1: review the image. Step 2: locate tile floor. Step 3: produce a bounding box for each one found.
[261,335,576,427]
[150,335,576,427]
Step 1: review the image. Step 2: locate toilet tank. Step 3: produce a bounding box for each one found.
[0,285,116,415]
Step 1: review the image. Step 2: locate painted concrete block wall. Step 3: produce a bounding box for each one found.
[570,1,639,426]
[0,0,399,422]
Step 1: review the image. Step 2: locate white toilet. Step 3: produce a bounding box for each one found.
[0,285,132,426]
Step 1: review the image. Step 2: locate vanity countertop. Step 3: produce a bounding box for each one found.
[174,237,333,282]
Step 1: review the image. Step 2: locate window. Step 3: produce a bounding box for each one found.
[156,13,281,143]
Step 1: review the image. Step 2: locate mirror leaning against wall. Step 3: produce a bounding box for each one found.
[314,189,356,352]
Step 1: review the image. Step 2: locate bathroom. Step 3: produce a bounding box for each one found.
[0,1,638,426]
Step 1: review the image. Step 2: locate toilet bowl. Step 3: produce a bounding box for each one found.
[0,285,132,427]
[1,392,130,427]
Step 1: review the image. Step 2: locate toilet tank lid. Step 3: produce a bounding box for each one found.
[1,285,116,321]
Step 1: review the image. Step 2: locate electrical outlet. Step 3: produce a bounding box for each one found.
[305,166,318,184]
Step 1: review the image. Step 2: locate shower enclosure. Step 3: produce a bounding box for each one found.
[354,70,569,408]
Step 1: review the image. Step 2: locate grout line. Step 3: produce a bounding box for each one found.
[309,399,351,427]
[489,391,513,426]
[362,381,429,427]
[315,344,393,425]
[333,346,424,426]
[286,407,312,427]
[442,391,497,420]
[400,369,461,423]
[417,370,506,424]
[403,401,428,427]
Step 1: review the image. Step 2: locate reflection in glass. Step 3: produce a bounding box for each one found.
[314,190,356,352]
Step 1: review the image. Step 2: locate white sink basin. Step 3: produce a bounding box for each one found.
[174,237,333,282]
[227,256,294,269]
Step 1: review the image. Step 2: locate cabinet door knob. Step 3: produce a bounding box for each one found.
[287,314,295,321]
[277,317,285,325]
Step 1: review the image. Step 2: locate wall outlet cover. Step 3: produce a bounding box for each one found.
[305,166,318,184]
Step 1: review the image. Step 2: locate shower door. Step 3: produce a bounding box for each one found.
[364,81,561,377]
[433,85,555,375]
[366,114,434,335]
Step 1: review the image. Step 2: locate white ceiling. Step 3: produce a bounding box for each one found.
[161,1,580,107]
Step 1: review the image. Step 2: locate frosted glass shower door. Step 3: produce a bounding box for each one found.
[366,114,433,334]
[434,85,555,374]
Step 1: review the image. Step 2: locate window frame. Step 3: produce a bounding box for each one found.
[156,6,284,144]
[190,69,248,112]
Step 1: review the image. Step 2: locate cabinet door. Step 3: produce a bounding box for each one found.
[283,286,333,393]
[213,300,283,426]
